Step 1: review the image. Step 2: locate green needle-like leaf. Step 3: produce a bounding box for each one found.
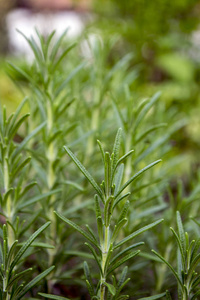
[114,219,163,249]
[10,221,51,272]
[107,250,140,276]
[85,243,102,274]
[176,211,186,254]
[39,293,71,300]
[55,211,100,249]
[15,266,55,300]
[64,145,103,200]
[138,292,166,300]
[112,128,122,170]
[115,160,161,198]
[17,189,61,210]
[152,250,183,288]
[104,282,116,296]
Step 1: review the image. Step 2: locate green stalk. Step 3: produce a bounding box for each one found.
[182,291,188,300]
[124,133,132,186]
[100,225,110,300]
[4,156,14,248]
[46,94,58,292]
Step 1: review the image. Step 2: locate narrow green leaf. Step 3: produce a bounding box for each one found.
[134,91,161,131]
[3,188,14,205]
[95,195,102,219]
[12,122,46,159]
[50,28,69,61]
[103,282,116,296]
[8,97,28,131]
[19,182,37,199]
[117,266,128,288]
[53,43,76,71]
[191,238,200,263]
[94,196,103,239]
[191,290,200,300]
[55,211,99,249]
[170,227,185,265]
[86,280,95,297]
[115,278,130,298]
[10,222,51,272]
[85,243,102,274]
[187,253,200,281]
[115,160,161,198]
[6,240,18,269]
[118,201,130,222]
[64,145,103,200]
[27,242,54,249]
[112,128,122,171]
[111,243,144,265]
[97,217,103,244]
[151,250,183,288]
[45,30,56,57]
[65,251,93,259]
[117,295,129,300]
[114,150,134,172]
[7,62,32,82]
[15,266,55,300]
[111,218,127,243]
[83,261,91,282]
[6,268,32,289]
[16,30,43,65]
[107,250,140,276]
[114,164,124,195]
[138,292,166,300]
[86,225,99,244]
[135,123,167,144]
[114,219,163,249]
[97,140,105,163]
[12,156,31,178]
[104,196,115,226]
[176,211,186,254]
[113,193,130,209]
[104,244,113,274]
[17,189,61,210]
[83,260,95,296]
[8,113,30,140]
[105,152,111,197]
[38,293,70,300]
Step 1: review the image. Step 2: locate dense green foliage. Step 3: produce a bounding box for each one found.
[1,6,200,298]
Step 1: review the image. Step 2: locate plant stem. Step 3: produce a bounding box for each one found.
[100,225,110,300]
[124,133,132,185]
[4,156,14,247]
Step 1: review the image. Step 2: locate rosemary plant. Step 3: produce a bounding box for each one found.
[152,211,200,300]
[55,128,164,299]
[0,100,53,245]
[2,28,199,299]
[7,29,87,292]
[0,222,54,300]
[0,101,60,298]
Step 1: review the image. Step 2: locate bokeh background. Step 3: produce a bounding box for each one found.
[1,0,200,171]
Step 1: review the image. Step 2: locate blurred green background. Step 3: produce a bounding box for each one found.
[1,0,200,172]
